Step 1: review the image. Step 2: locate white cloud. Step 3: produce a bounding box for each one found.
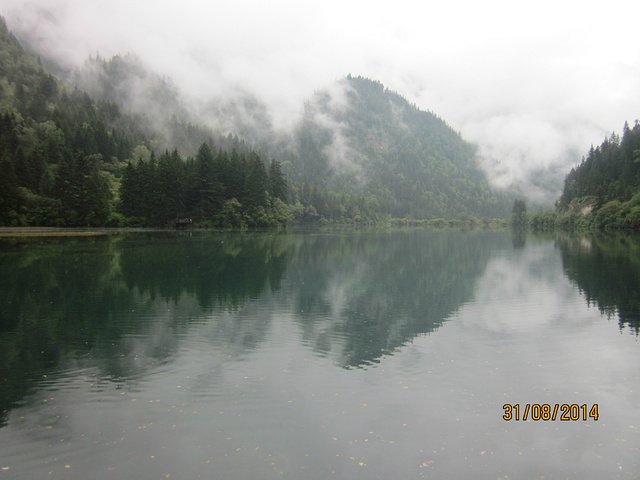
[2,0,639,203]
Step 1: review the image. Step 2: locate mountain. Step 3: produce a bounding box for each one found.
[54,51,255,157]
[276,75,511,219]
[0,16,139,226]
[37,25,512,221]
[0,17,279,228]
[556,120,640,230]
[1,16,512,227]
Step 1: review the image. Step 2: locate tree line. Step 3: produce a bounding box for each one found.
[523,120,640,232]
[279,76,512,221]
[117,144,289,228]
[0,17,512,229]
[0,16,289,228]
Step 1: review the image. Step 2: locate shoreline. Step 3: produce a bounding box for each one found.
[0,227,168,237]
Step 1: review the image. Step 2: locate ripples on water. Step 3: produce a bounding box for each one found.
[1,231,639,479]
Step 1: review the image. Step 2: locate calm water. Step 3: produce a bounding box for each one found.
[0,230,639,479]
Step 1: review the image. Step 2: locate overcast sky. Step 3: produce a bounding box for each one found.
[2,0,639,202]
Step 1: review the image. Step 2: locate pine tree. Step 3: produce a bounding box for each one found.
[226,149,246,201]
[244,152,268,211]
[118,161,138,217]
[0,153,21,224]
[510,199,528,229]
[156,149,186,222]
[268,158,287,201]
[192,142,223,222]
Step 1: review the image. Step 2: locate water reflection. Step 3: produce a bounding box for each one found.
[2,231,640,412]
[0,233,290,426]
[286,231,511,367]
[0,231,510,424]
[117,233,290,307]
[1,231,640,479]
[557,233,640,334]
[4,230,639,425]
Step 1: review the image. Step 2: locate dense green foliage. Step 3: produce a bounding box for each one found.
[0,22,125,225]
[0,17,284,228]
[559,121,640,210]
[1,17,512,228]
[509,199,528,229]
[117,145,288,228]
[0,17,147,225]
[527,121,640,232]
[279,76,512,221]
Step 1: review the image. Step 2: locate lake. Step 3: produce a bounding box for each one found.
[1,229,639,479]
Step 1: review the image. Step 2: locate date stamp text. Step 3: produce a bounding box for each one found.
[503,404,599,421]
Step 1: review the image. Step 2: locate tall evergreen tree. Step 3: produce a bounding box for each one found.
[156,149,186,222]
[226,149,246,201]
[0,154,21,224]
[244,151,268,211]
[510,198,528,229]
[192,142,223,221]
[118,161,138,218]
[268,158,287,201]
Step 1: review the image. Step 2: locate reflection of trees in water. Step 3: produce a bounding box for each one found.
[557,234,640,334]
[4,230,639,428]
[286,231,511,368]
[0,230,517,426]
[0,236,131,426]
[118,233,290,307]
[0,233,290,426]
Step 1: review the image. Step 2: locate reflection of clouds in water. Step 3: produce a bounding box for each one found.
[418,241,640,480]
[458,242,600,334]
[7,0,640,202]
[4,233,640,480]
[322,259,368,324]
[447,239,637,410]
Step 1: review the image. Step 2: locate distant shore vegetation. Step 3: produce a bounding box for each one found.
[520,120,640,233]
[2,16,639,233]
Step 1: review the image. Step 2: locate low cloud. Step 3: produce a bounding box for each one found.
[303,81,365,178]
[3,0,639,204]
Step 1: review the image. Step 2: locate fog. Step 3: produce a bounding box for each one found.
[2,0,639,203]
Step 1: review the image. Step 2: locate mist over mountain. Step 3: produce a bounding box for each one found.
[0,17,271,227]
[278,76,511,218]
[6,0,637,211]
[49,52,249,157]
[72,47,514,216]
[0,14,522,226]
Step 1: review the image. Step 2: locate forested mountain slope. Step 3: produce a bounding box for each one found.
[556,120,640,230]
[1,16,512,227]
[66,59,513,221]
[0,17,284,227]
[0,16,138,226]
[62,52,251,158]
[279,76,511,219]
[559,121,640,208]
